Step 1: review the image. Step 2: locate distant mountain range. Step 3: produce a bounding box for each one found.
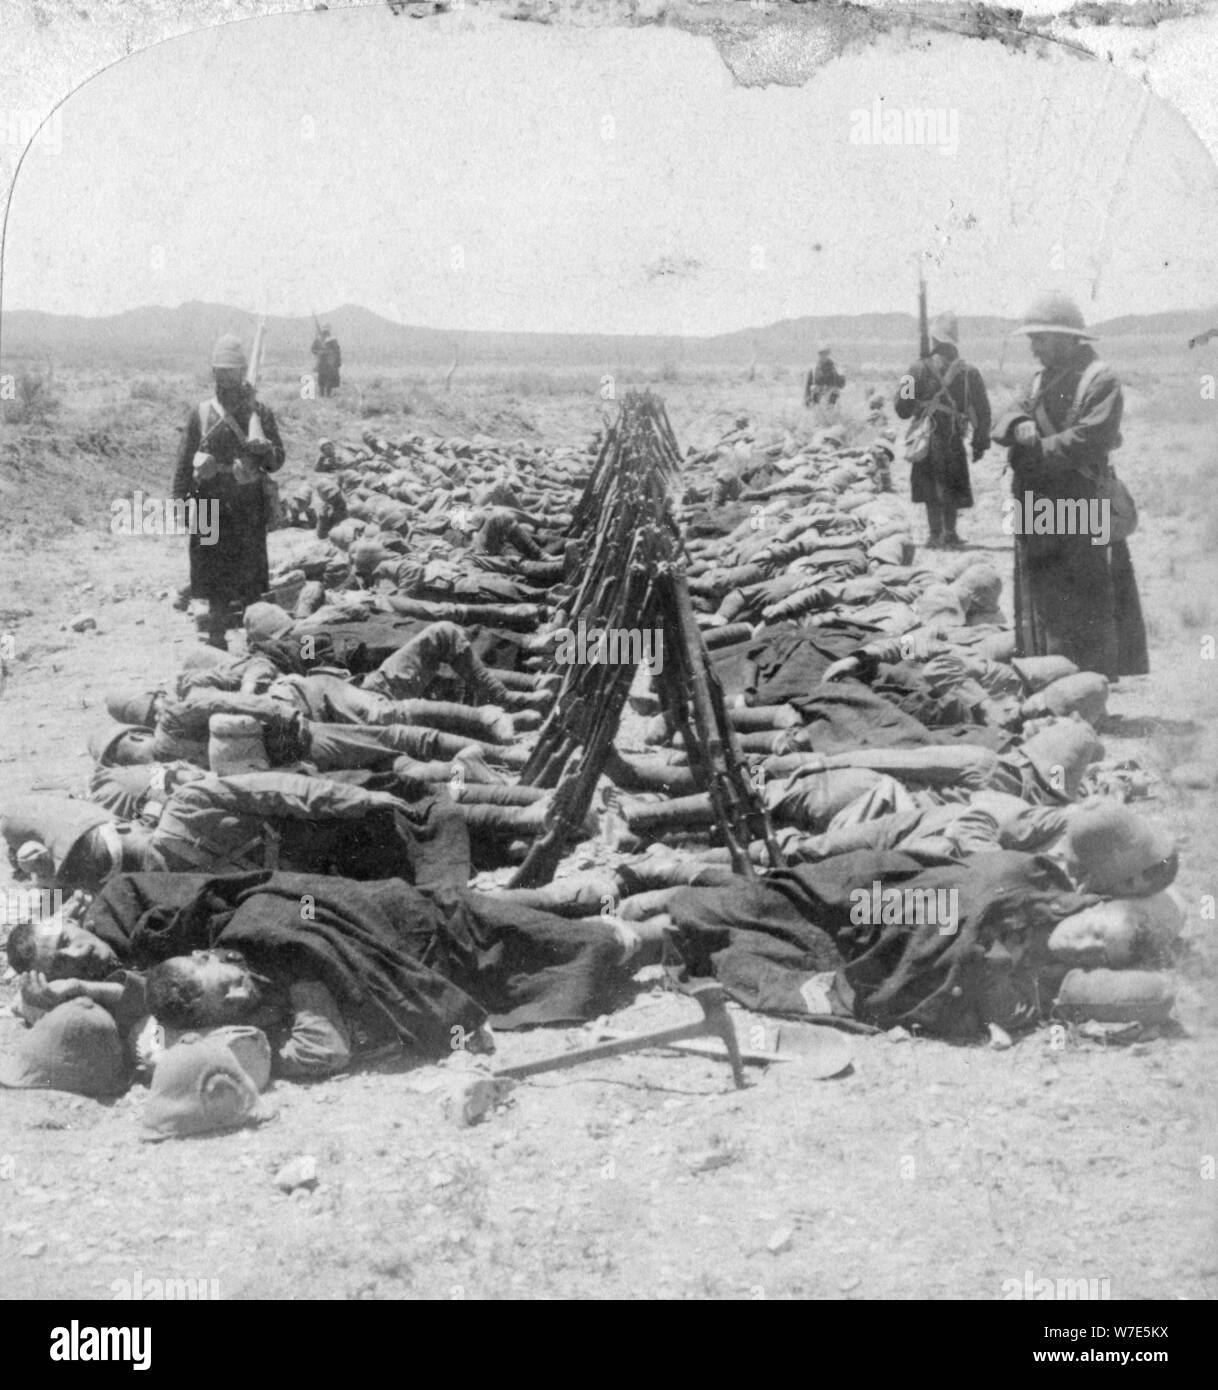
[2,301,1214,369]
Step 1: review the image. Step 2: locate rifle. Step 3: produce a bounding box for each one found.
[244,315,268,448]
[917,265,930,361]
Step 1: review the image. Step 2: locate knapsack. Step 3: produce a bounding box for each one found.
[903,357,965,466]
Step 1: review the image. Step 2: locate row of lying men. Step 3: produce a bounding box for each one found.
[0,420,1182,1137]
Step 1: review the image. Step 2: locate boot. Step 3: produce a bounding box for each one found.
[942,503,963,549]
[204,601,229,651]
[924,503,944,550]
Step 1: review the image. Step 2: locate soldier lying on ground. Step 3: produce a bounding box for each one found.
[2,871,657,1102]
[6,772,471,894]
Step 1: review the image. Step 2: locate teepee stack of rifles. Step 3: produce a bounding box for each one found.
[509,390,782,889]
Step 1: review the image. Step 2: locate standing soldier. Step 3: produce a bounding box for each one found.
[893,311,991,550]
[312,323,342,397]
[804,345,846,407]
[996,293,1148,679]
[172,335,286,649]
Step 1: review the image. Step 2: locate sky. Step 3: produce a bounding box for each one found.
[3,7,1217,335]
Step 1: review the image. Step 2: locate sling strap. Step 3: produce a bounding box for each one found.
[1030,359,1106,438]
[916,356,967,428]
[199,397,251,451]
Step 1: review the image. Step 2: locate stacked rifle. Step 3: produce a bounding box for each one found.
[510,391,781,888]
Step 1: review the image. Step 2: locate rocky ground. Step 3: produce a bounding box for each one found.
[1,365,1215,1300]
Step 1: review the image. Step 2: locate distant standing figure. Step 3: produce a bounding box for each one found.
[804,345,846,407]
[312,324,342,397]
[893,311,991,550]
[172,335,285,649]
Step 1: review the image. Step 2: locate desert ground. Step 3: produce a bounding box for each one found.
[0,344,1216,1300]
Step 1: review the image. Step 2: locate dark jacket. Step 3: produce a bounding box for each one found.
[171,395,285,603]
[894,345,991,509]
[1005,344,1147,678]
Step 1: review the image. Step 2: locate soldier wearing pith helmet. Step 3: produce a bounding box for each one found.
[994,293,1148,679]
[893,310,991,550]
[171,334,286,649]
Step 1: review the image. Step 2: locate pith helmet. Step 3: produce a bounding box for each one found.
[930,311,959,347]
[1015,294,1096,339]
[1064,803,1178,897]
[105,688,161,728]
[88,723,145,766]
[243,602,294,643]
[211,334,247,371]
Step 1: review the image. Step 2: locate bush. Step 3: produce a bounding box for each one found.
[498,370,558,397]
[2,369,61,424]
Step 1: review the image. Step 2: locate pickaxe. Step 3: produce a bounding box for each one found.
[497,981,747,1090]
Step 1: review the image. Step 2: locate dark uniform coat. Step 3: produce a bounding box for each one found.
[1007,344,1148,678]
[171,395,285,607]
[312,335,342,393]
[893,344,991,511]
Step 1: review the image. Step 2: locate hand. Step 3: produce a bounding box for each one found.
[603,916,642,963]
[1014,420,1039,447]
[193,451,219,481]
[61,889,91,923]
[822,656,860,683]
[21,972,84,1012]
[245,436,273,459]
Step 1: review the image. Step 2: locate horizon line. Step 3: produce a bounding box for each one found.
[4,300,1215,339]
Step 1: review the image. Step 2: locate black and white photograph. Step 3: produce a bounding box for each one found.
[0,0,1215,1328]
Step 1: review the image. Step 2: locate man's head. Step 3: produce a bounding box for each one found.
[211,334,247,410]
[1047,900,1144,970]
[92,726,159,767]
[104,688,165,729]
[146,950,265,1031]
[5,915,119,980]
[929,311,959,350]
[1027,332,1079,369]
[1016,293,1094,368]
[243,601,294,645]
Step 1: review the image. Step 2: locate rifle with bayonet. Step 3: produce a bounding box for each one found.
[918,265,930,361]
